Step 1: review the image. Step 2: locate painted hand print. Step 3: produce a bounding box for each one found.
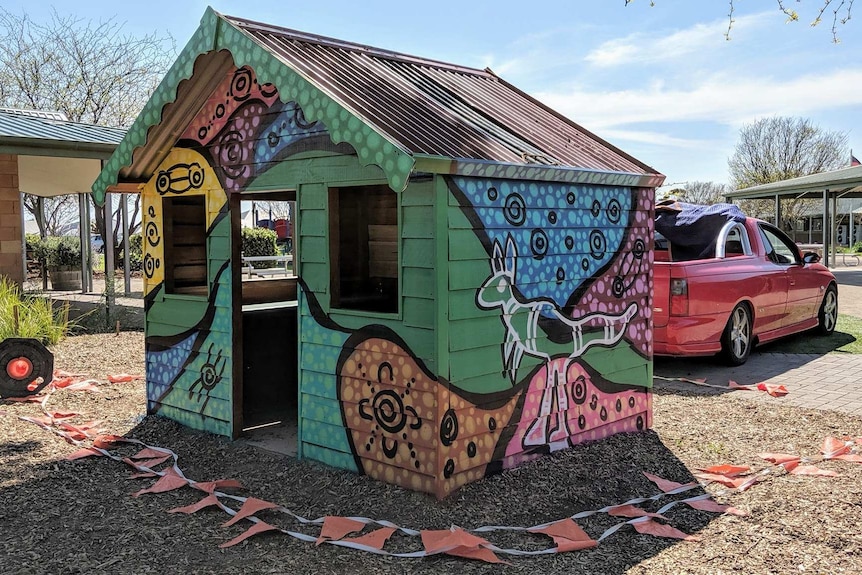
[477,234,637,384]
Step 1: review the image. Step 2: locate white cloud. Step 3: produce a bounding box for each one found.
[534,68,862,130]
[597,128,717,149]
[584,12,772,67]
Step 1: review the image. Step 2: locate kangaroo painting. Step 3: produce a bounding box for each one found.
[477,234,639,450]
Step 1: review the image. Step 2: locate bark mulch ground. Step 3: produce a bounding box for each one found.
[1,332,860,574]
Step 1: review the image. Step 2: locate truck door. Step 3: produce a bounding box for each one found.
[757,224,802,327]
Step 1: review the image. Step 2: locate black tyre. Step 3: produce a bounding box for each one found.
[816,284,838,335]
[721,304,752,366]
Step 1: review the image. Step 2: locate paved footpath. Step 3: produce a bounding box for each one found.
[655,264,862,417]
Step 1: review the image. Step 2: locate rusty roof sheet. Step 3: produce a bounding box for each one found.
[225,15,659,177]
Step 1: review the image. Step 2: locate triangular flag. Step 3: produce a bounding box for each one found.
[341,527,397,550]
[222,497,280,527]
[219,521,279,548]
[788,465,839,477]
[192,479,244,493]
[93,434,127,449]
[132,468,189,497]
[65,447,104,460]
[130,447,172,460]
[169,494,224,514]
[821,436,850,458]
[759,453,800,465]
[421,528,506,563]
[756,383,788,397]
[685,498,747,516]
[316,516,366,546]
[834,453,862,463]
[697,464,750,477]
[643,472,695,493]
[694,472,749,489]
[633,519,701,541]
[528,519,598,552]
[607,505,666,520]
[107,373,140,383]
[728,380,753,391]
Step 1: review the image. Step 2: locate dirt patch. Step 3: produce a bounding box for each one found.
[2,332,861,574]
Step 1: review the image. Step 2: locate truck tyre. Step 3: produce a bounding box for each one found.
[816,285,838,335]
[721,304,752,366]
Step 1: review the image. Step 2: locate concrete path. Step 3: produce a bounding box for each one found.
[655,263,862,417]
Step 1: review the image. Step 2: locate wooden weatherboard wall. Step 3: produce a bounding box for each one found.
[131,48,655,497]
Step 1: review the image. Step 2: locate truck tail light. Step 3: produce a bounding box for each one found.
[670,278,688,315]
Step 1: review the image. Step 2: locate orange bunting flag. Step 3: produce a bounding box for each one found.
[222,497,280,527]
[219,520,279,548]
[421,528,507,564]
[132,468,189,497]
[607,505,666,520]
[643,472,696,493]
[62,380,101,393]
[341,527,397,551]
[169,494,224,514]
[835,453,862,463]
[130,447,171,460]
[47,411,79,420]
[633,519,701,542]
[698,464,750,477]
[821,436,850,458]
[107,373,140,383]
[759,453,801,465]
[788,465,839,477]
[93,434,127,449]
[192,479,244,493]
[685,498,747,516]
[528,519,598,553]
[728,380,753,391]
[316,516,366,546]
[756,383,788,397]
[693,472,749,489]
[65,447,104,460]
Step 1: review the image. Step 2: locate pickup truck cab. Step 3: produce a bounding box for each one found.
[653,203,837,365]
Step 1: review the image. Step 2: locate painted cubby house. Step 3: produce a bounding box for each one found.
[93,9,665,498]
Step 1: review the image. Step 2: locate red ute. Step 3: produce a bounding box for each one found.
[653,203,837,365]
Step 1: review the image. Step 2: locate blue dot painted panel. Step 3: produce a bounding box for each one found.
[452,177,633,308]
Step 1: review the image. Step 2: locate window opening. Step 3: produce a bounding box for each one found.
[330,184,398,313]
[164,195,208,295]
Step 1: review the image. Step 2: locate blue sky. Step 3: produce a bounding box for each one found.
[7,1,861,190]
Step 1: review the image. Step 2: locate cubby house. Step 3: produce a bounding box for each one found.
[93,8,664,498]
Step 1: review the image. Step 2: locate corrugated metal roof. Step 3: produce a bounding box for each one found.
[728,165,862,199]
[0,109,125,145]
[225,14,659,177]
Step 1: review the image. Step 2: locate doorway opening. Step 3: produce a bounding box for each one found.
[237,190,298,455]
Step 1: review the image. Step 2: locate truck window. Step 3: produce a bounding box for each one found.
[759,224,798,265]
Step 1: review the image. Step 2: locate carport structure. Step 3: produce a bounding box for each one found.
[726,164,862,268]
[0,108,124,290]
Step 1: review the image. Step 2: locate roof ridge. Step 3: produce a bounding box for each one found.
[222,13,492,76]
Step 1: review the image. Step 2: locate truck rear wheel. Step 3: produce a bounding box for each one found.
[721,304,752,366]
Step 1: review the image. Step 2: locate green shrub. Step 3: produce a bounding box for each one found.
[39,236,82,268]
[118,234,143,271]
[0,276,72,344]
[242,227,278,268]
[853,241,862,254]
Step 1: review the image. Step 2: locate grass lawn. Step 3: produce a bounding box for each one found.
[759,313,862,354]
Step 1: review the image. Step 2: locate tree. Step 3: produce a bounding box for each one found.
[0,8,173,259]
[21,194,78,237]
[670,181,731,205]
[624,0,855,42]
[728,116,848,229]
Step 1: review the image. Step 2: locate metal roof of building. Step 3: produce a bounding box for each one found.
[93,9,663,203]
[226,14,657,177]
[727,165,862,199]
[0,109,125,145]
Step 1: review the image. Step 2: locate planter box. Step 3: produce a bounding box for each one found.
[49,267,82,291]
